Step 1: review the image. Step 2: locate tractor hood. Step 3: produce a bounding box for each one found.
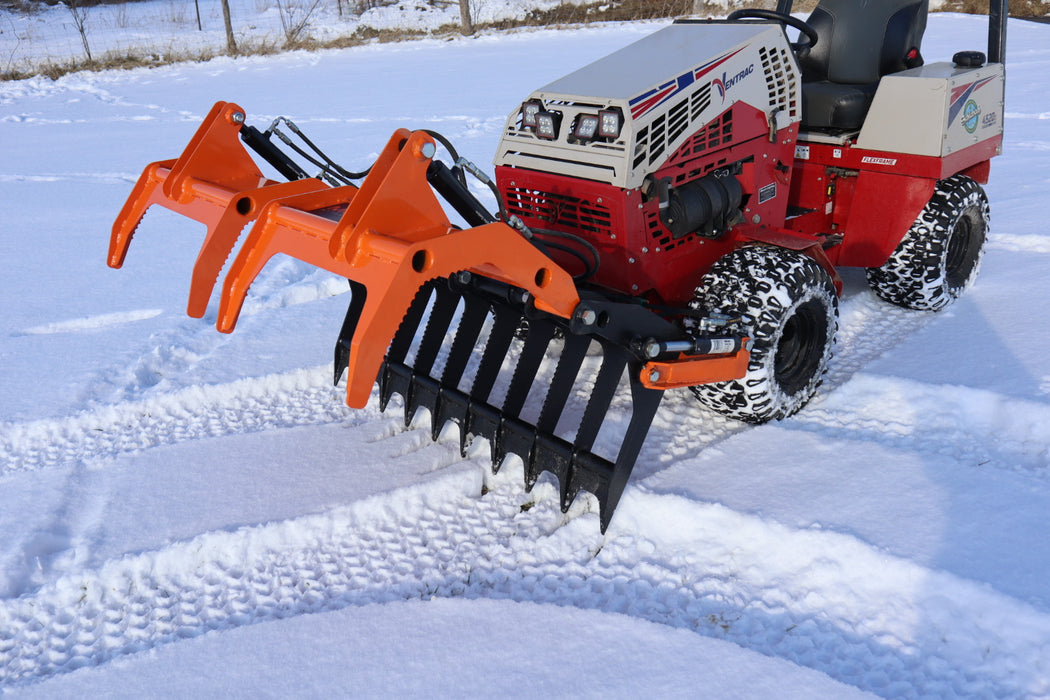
[494,20,801,190]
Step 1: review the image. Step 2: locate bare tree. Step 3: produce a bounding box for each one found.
[277,0,323,46]
[458,0,474,35]
[221,0,237,54]
[64,0,92,62]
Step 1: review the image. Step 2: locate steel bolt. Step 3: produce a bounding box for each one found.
[421,142,436,159]
[578,309,597,326]
[752,214,761,224]
[649,369,661,383]
[231,111,245,124]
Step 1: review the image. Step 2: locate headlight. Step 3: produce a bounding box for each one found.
[573,114,600,141]
[521,100,542,129]
[535,111,561,140]
[598,108,622,139]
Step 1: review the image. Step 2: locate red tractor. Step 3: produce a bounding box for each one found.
[110,0,1008,530]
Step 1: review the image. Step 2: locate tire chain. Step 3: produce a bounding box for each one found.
[865,175,989,312]
[689,246,839,423]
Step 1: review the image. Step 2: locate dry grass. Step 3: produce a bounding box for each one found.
[3,0,1044,82]
[941,0,1047,16]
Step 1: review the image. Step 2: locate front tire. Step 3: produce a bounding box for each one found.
[690,246,839,423]
[866,175,989,311]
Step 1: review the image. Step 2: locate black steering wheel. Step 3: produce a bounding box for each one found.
[726,9,818,50]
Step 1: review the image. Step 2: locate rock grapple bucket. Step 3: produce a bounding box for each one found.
[109,100,751,531]
[348,276,669,532]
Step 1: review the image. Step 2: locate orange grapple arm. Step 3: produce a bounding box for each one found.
[109,101,581,408]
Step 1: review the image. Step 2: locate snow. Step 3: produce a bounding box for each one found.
[1,9,1050,699]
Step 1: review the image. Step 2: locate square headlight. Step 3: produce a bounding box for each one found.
[598,108,622,139]
[521,100,542,129]
[536,111,561,140]
[573,114,600,141]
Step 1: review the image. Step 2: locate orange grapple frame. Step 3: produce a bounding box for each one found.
[108,101,748,409]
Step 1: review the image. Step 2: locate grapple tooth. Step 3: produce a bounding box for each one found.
[528,432,574,505]
[467,402,503,470]
[388,282,436,364]
[412,284,460,375]
[536,333,591,433]
[501,417,538,488]
[378,362,405,413]
[432,293,491,442]
[460,304,519,469]
[566,348,664,533]
[521,333,590,499]
[471,303,520,402]
[334,280,367,385]
[500,319,555,418]
[573,345,627,453]
[441,293,490,388]
[597,379,663,530]
[403,285,459,426]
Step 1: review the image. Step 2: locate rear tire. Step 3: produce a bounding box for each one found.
[690,246,838,423]
[865,175,989,311]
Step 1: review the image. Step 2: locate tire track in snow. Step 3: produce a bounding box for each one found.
[1,286,935,482]
[790,374,1050,479]
[0,366,359,476]
[1,470,1047,698]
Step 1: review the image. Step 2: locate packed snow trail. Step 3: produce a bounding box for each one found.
[2,465,1048,698]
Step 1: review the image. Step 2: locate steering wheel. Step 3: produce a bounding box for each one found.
[726,9,818,50]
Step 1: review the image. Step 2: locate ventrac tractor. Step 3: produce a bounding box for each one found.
[110,0,1009,531]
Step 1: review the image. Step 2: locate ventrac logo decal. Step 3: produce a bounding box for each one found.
[630,47,747,119]
[948,76,996,131]
[713,64,755,102]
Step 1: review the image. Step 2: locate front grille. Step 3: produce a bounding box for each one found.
[503,186,614,238]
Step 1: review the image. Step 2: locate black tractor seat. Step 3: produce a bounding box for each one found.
[798,0,929,131]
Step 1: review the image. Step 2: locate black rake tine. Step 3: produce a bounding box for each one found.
[572,347,627,453]
[334,280,367,385]
[430,292,490,442]
[469,305,519,404]
[402,284,458,427]
[535,333,591,434]
[463,305,520,469]
[598,373,664,532]
[440,293,490,388]
[499,320,556,418]
[376,284,432,412]
[388,281,434,365]
[412,284,460,376]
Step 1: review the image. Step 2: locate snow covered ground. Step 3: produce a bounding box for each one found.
[0,0,596,75]
[2,10,1050,698]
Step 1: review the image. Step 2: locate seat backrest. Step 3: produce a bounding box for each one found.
[798,0,929,85]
